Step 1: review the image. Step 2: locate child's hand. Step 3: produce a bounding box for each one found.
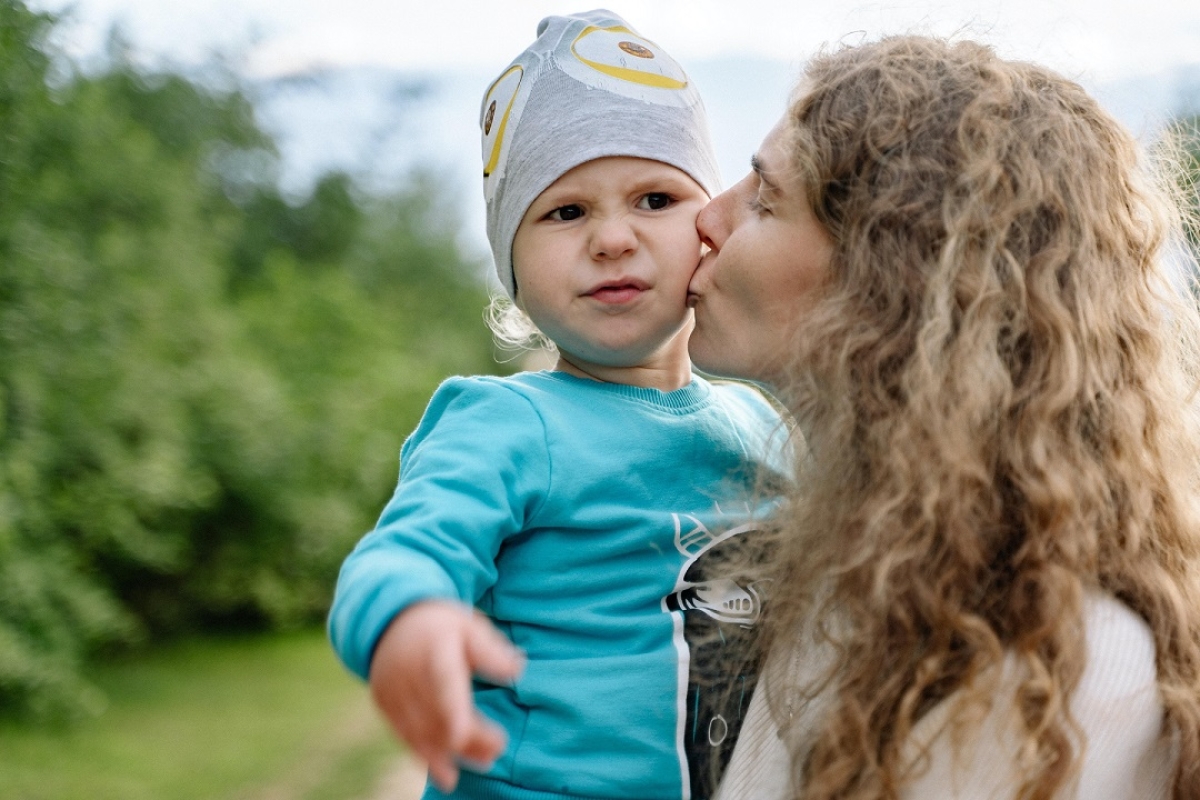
[368,599,524,793]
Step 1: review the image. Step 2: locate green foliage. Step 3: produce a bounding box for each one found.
[0,0,500,720]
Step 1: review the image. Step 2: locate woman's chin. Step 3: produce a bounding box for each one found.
[690,350,765,385]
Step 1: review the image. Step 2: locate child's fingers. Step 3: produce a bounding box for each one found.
[416,709,504,790]
[464,611,525,684]
[370,610,474,753]
[367,601,519,789]
[431,624,479,747]
[456,712,508,768]
[424,753,460,794]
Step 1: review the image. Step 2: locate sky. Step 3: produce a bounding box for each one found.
[29,0,1200,85]
[25,0,1200,261]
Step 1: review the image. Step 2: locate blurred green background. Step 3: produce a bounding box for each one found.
[1,0,500,763]
[1,0,1199,796]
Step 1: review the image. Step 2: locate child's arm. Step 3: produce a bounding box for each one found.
[329,377,549,680]
[329,377,549,785]
[369,599,524,793]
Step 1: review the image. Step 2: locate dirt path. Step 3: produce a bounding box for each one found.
[236,692,427,800]
[366,753,427,800]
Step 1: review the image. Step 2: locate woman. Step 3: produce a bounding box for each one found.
[688,36,1200,799]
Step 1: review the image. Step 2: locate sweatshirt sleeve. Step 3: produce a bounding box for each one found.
[327,377,550,680]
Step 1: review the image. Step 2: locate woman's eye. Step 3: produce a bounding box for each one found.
[748,195,771,215]
[638,193,672,211]
[548,205,583,221]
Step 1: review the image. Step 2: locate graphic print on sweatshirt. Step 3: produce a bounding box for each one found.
[663,506,768,799]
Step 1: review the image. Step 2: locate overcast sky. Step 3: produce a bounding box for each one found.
[23,0,1200,269]
[29,0,1200,84]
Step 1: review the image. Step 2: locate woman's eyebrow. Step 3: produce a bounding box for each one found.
[751,154,779,191]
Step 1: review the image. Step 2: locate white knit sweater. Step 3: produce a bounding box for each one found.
[715,592,1176,799]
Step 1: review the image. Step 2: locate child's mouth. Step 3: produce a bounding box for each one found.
[587,280,648,304]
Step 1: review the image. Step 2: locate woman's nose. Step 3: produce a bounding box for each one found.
[697,190,731,252]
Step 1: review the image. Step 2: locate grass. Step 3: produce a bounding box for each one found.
[0,628,406,800]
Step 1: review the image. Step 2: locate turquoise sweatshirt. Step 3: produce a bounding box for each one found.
[329,371,785,800]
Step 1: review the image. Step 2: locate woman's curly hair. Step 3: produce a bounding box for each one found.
[763,35,1200,799]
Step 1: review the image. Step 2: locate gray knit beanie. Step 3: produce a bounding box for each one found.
[480,9,722,298]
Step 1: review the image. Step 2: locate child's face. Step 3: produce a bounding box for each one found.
[512,157,708,385]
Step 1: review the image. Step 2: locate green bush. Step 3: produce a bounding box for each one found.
[0,0,500,720]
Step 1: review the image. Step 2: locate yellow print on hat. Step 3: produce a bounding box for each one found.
[481,64,523,187]
[570,25,688,91]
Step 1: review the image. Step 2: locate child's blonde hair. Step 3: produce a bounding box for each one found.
[764,35,1200,799]
[484,294,556,357]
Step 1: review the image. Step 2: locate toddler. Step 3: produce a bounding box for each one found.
[329,10,785,799]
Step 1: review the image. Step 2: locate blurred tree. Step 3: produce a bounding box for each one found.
[0,0,499,720]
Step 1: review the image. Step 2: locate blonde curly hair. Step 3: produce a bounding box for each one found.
[762,36,1200,799]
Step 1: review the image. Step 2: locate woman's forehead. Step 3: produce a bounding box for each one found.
[749,121,792,186]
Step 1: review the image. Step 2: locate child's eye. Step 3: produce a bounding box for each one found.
[548,204,583,221]
[637,193,673,211]
[748,196,771,216]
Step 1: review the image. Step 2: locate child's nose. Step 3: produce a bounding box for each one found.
[589,216,637,260]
